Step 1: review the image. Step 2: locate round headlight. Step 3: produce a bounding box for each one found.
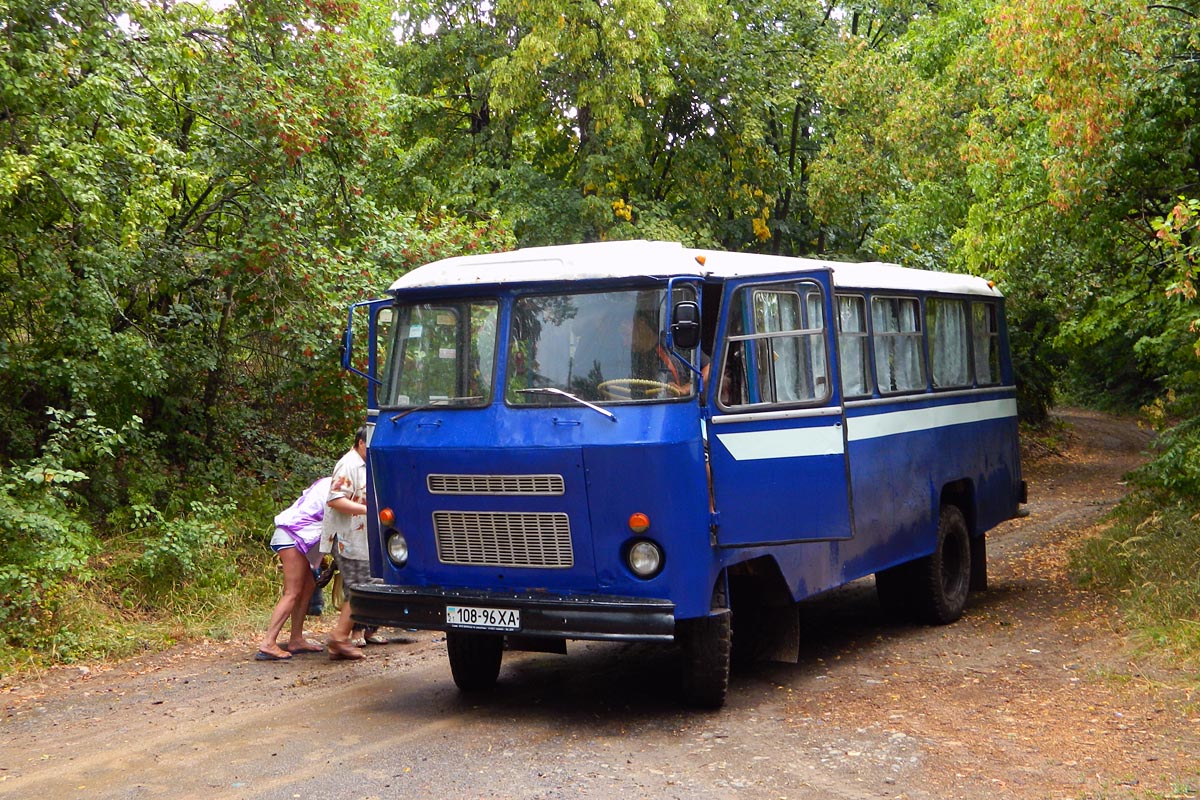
[627,539,663,578]
[386,531,408,567]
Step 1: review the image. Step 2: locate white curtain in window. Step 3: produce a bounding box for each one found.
[972,303,1000,384]
[872,299,897,392]
[873,297,923,392]
[931,300,969,387]
[838,296,868,396]
[775,295,802,401]
[806,292,827,393]
[895,299,922,390]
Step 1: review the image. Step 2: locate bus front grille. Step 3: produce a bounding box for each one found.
[433,511,574,568]
[427,473,565,496]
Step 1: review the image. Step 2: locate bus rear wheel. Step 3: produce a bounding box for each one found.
[446,631,503,692]
[917,504,972,625]
[678,609,732,709]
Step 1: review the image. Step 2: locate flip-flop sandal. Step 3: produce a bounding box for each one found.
[254,650,292,661]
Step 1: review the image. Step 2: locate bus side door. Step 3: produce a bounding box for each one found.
[706,271,854,547]
[344,298,393,577]
[343,298,395,414]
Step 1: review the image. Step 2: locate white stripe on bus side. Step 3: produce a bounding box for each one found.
[846,398,1017,442]
[713,397,1017,461]
[714,426,845,461]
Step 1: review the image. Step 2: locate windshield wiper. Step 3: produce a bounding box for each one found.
[390,396,483,423]
[516,388,617,422]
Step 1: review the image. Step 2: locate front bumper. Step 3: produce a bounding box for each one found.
[348,584,676,642]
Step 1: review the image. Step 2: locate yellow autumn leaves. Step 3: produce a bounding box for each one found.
[612,190,772,241]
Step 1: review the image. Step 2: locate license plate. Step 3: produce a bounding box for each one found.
[445,605,520,630]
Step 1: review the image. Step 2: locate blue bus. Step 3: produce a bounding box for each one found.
[343,240,1025,707]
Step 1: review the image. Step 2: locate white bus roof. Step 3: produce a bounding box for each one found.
[387,240,1002,297]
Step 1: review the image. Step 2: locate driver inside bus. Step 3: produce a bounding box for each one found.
[585,301,703,400]
[629,310,710,398]
[632,313,682,386]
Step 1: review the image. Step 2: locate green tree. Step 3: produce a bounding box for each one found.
[382,0,841,251]
[0,0,487,469]
[0,0,513,658]
[807,0,1200,417]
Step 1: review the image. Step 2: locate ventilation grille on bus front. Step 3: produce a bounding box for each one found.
[433,511,574,568]
[427,474,565,496]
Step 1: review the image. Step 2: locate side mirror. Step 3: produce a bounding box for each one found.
[671,300,701,350]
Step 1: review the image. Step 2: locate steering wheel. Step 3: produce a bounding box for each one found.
[597,378,686,400]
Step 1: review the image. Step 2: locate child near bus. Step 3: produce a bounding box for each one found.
[322,427,371,660]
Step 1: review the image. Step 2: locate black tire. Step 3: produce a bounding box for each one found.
[917,504,972,625]
[446,631,503,692]
[729,607,766,670]
[678,609,732,709]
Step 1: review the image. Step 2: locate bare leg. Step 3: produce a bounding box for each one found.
[326,600,365,660]
[326,569,364,659]
[285,560,321,652]
[259,547,312,657]
[331,601,354,643]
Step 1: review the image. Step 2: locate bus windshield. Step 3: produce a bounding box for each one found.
[507,287,696,405]
[381,299,498,408]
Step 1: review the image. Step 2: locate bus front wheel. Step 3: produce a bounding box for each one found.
[446,631,503,692]
[678,609,732,709]
[918,505,972,625]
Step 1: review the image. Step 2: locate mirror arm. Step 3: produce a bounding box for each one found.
[664,276,705,391]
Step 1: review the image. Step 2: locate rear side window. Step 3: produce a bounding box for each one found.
[927,298,970,389]
[972,301,1001,385]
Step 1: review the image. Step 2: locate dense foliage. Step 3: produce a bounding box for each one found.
[2,0,1198,668]
[0,0,514,662]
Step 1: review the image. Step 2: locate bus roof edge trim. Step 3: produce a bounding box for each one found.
[387,240,1002,298]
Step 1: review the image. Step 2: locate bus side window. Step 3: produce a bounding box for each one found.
[927,298,971,389]
[972,301,1001,385]
[721,280,829,408]
[836,294,871,398]
[871,296,925,393]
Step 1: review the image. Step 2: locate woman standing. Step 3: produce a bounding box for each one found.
[256,477,332,660]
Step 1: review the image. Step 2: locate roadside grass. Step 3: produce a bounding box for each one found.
[0,457,329,681]
[1071,496,1200,679]
[0,524,283,680]
[1088,780,1199,800]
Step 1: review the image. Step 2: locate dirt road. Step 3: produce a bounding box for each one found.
[2,409,1197,799]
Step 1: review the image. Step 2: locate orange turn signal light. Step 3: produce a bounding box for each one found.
[379,507,395,526]
[695,255,706,266]
[628,512,651,533]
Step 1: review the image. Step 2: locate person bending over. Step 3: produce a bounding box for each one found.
[256,477,331,660]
